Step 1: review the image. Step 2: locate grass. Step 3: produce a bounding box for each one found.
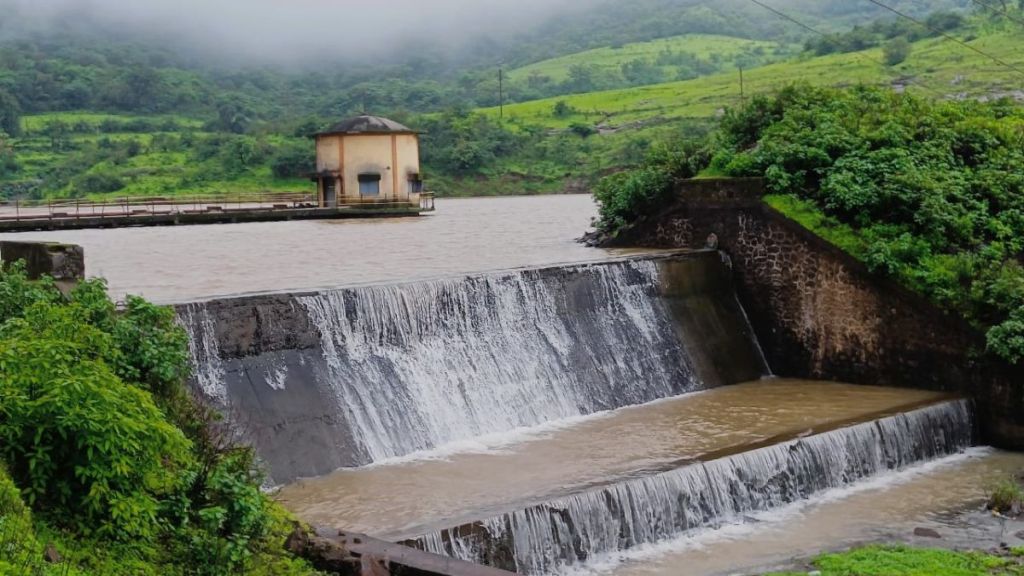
[762,194,866,257]
[768,545,1024,576]
[6,111,311,200]
[507,33,795,82]
[20,112,203,133]
[989,476,1024,515]
[486,29,1024,130]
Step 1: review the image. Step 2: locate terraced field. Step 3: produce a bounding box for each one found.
[487,31,1024,130]
[506,33,795,82]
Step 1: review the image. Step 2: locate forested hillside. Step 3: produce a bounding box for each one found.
[0,0,1006,201]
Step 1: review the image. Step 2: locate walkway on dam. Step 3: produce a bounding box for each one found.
[0,193,435,232]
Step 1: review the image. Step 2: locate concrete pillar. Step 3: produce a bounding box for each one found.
[0,241,85,294]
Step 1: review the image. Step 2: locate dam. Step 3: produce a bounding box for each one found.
[13,195,1019,575]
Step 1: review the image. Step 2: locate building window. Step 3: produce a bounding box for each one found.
[408,174,424,195]
[358,173,381,196]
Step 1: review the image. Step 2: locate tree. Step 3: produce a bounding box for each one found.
[883,37,912,66]
[0,90,21,137]
[0,137,17,178]
[553,100,575,118]
[213,98,253,134]
[270,142,314,178]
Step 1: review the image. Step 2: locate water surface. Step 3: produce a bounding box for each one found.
[595,449,1024,576]
[0,195,645,302]
[276,380,948,540]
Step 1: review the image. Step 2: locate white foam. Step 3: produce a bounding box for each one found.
[559,447,993,576]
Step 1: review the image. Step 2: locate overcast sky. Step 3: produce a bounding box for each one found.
[2,0,596,63]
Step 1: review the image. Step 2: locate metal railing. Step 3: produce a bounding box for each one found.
[420,193,436,212]
[0,191,436,223]
[0,192,315,222]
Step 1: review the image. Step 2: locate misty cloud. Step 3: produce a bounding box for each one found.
[2,0,597,63]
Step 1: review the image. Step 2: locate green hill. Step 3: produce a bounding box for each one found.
[10,111,309,199]
[506,33,796,84]
[484,30,1024,130]
[0,3,1018,200]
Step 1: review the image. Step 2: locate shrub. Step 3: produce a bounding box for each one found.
[270,144,314,179]
[0,263,321,575]
[988,476,1024,516]
[883,37,912,66]
[594,166,672,233]
[594,141,710,233]
[0,293,192,539]
[569,122,597,138]
[75,171,126,195]
[553,100,575,118]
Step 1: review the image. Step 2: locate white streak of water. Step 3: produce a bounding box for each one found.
[416,400,974,574]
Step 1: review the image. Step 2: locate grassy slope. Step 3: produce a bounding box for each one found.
[767,545,1024,576]
[6,26,1022,198]
[486,30,1024,130]
[506,33,793,82]
[11,113,310,199]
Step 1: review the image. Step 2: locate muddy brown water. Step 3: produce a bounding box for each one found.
[598,449,1024,576]
[276,380,950,541]
[0,195,658,303]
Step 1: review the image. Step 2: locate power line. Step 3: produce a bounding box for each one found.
[968,0,1024,29]
[741,0,947,98]
[862,0,1024,79]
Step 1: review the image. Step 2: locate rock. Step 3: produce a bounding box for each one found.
[285,523,309,555]
[0,241,84,295]
[914,527,942,539]
[43,542,61,564]
[1015,530,1024,540]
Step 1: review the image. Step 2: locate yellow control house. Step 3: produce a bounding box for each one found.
[311,115,424,207]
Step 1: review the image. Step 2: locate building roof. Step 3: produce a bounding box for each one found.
[316,115,419,136]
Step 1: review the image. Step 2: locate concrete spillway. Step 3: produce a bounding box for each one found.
[177,251,981,575]
[406,399,973,574]
[177,252,767,485]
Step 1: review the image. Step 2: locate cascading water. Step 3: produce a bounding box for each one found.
[411,399,974,574]
[297,259,700,463]
[178,255,769,481]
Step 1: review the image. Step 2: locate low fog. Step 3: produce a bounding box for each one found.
[1,0,603,64]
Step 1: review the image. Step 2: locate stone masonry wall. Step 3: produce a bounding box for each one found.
[608,178,1024,449]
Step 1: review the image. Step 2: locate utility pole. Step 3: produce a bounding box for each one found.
[739,67,746,107]
[498,68,505,120]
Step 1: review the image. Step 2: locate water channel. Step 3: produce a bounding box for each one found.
[6,193,1020,574]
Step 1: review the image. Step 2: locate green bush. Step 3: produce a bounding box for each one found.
[270,143,314,179]
[594,141,711,233]
[715,85,1024,364]
[0,263,321,575]
[75,171,126,194]
[883,37,912,66]
[0,286,192,539]
[988,476,1024,515]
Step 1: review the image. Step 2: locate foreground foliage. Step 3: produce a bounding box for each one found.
[0,263,318,575]
[769,545,1024,576]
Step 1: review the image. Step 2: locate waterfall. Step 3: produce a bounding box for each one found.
[178,255,769,482]
[296,259,701,463]
[412,399,974,574]
[178,303,227,402]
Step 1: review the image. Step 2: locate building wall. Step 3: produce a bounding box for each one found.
[313,133,421,204]
[316,137,341,172]
[607,178,1024,450]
